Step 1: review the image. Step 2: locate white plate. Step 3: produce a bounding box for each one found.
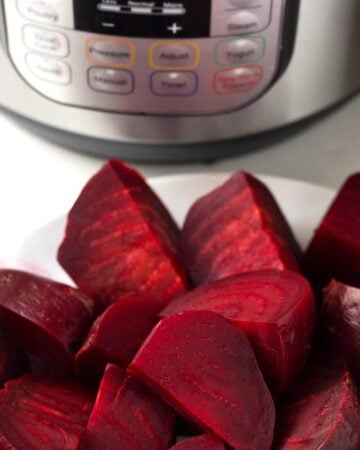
[5,173,335,285]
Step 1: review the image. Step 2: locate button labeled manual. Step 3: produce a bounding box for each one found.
[151,71,198,96]
[26,53,71,84]
[86,38,134,68]
[214,65,263,94]
[150,43,200,70]
[23,25,69,57]
[88,68,134,94]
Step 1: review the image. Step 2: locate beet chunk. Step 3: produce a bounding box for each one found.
[161,269,315,396]
[0,373,93,449]
[58,160,188,311]
[180,171,301,287]
[170,435,225,449]
[322,280,360,374]
[80,364,176,450]
[304,173,360,287]
[75,296,160,383]
[129,311,275,450]
[0,326,28,386]
[274,355,360,449]
[0,269,94,375]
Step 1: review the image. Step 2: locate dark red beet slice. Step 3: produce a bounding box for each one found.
[0,326,28,386]
[322,280,360,374]
[58,160,188,311]
[304,173,360,287]
[274,354,360,449]
[0,373,93,449]
[0,269,94,375]
[80,364,176,450]
[170,435,225,449]
[129,311,275,450]
[180,171,301,287]
[161,269,315,396]
[75,296,160,383]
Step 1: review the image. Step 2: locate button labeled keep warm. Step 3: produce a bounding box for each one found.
[214,66,263,94]
[151,71,198,96]
[23,25,69,57]
[149,43,200,70]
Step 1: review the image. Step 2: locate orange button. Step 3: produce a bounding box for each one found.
[86,38,135,68]
[149,42,200,70]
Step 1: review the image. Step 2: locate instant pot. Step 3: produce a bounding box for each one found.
[0,0,360,161]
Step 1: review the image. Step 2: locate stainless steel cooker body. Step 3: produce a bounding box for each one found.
[0,0,360,161]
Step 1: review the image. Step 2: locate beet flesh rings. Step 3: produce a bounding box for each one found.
[274,356,360,449]
[181,171,300,286]
[304,173,360,287]
[170,435,225,449]
[0,270,94,375]
[0,374,93,449]
[80,364,175,450]
[130,311,275,450]
[58,160,188,311]
[161,270,315,396]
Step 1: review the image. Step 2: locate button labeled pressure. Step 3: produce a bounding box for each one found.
[214,65,263,94]
[150,43,200,70]
[86,38,134,68]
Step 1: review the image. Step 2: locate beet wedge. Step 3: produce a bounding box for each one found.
[0,269,94,375]
[322,280,360,375]
[161,269,315,396]
[58,160,188,311]
[129,311,275,450]
[180,171,301,287]
[79,364,176,450]
[0,326,28,386]
[170,435,225,450]
[75,296,160,383]
[273,354,360,449]
[304,173,360,287]
[0,373,93,449]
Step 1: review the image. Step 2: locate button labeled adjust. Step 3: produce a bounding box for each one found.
[216,37,265,66]
[214,66,263,94]
[88,68,134,94]
[151,71,198,96]
[23,25,69,57]
[26,53,71,84]
[150,43,200,70]
[86,38,135,68]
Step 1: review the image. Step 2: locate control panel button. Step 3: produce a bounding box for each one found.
[150,43,200,70]
[151,71,198,96]
[23,25,69,57]
[216,37,264,66]
[86,38,134,68]
[228,0,260,7]
[17,0,74,28]
[88,67,134,94]
[214,66,263,94]
[25,53,71,84]
[227,11,260,35]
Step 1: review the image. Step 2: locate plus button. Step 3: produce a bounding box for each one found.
[167,22,183,35]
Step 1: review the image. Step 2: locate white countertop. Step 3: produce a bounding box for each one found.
[0,92,359,258]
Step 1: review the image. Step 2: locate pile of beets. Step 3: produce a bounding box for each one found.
[0,161,359,450]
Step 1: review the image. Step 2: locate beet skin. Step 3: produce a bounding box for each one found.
[170,434,225,449]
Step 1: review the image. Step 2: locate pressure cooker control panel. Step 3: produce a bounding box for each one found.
[3,0,287,115]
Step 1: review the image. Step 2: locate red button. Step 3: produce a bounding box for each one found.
[214,65,263,95]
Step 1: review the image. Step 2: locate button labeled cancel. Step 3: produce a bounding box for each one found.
[151,71,198,96]
[150,43,199,70]
[88,67,134,94]
[214,66,263,94]
[86,39,134,68]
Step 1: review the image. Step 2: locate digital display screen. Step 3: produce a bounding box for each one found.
[74,0,211,38]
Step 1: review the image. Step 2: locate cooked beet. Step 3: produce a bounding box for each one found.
[274,355,360,449]
[170,435,225,449]
[129,311,275,450]
[161,269,315,396]
[180,171,301,287]
[0,326,28,386]
[304,173,360,287]
[0,373,93,449]
[58,160,188,311]
[322,280,360,374]
[0,269,94,375]
[80,364,176,450]
[75,296,160,383]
